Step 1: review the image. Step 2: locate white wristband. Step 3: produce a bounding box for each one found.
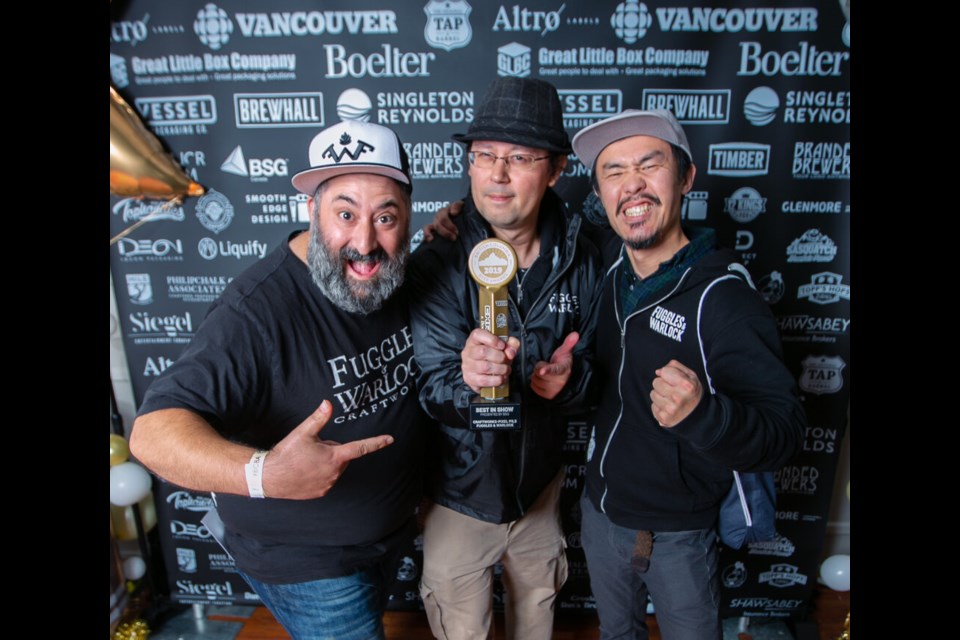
[244,450,268,499]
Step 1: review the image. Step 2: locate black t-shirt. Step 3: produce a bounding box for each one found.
[139,232,427,583]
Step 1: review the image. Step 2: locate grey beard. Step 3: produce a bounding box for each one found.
[307,226,409,315]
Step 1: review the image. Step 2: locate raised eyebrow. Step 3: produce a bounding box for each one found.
[374,198,402,213]
[330,193,359,207]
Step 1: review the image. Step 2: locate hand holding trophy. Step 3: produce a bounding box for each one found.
[467,238,522,430]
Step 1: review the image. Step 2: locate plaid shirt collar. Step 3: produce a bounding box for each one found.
[616,226,716,320]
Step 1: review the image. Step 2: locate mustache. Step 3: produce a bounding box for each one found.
[618,193,661,216]
[340,246,387,263]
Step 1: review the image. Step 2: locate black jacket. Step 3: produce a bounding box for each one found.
[585,245,806,532]
[408,189,603,523]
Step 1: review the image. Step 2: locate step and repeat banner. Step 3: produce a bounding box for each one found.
[109,0,850,621]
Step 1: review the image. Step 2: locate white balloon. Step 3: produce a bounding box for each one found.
[123,555,147,581]
[819,554,850,591]
[110,462,153,507]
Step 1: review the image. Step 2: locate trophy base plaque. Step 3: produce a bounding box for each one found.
[469,396,522,431]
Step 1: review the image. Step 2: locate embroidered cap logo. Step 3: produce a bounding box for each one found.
[322,132,376,164]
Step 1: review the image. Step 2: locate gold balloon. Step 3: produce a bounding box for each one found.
[110,86,204,199]
[111,496,158,541]
[110,433,130,467]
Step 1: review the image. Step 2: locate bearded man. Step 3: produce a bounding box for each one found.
[130,120,428,640]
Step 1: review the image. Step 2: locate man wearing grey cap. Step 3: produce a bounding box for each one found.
[407,77,603,640]
[569,109,805,640]
[130,120,428,640]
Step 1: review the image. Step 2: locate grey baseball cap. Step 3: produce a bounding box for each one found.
[571,109,692,171]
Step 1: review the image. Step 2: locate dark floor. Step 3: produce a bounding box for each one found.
[139,600,837,640]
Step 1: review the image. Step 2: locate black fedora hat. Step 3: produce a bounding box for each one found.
[452,77,572,155]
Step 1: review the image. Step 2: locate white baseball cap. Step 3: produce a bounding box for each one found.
[572,109,693,172]
[291,120,412,196]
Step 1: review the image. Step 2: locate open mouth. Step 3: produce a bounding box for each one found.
[622,203,653,219]
[619,200,657,231]
[347,258,382,279]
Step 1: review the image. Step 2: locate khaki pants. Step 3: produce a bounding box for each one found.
[419,470,568,640]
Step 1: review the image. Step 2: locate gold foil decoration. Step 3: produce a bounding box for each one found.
[837,612,850,640]
[113,619,150,640]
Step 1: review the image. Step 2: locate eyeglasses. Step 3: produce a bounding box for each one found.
[468,151,550,171]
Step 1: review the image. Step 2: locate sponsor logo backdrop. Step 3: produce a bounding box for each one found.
[110,0,850,620]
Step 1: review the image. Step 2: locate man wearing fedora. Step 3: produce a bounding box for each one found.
[406,77,603,640]
[570,109,805,640]
[130,120,429,640]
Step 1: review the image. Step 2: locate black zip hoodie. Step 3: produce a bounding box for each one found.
[585,245,805,532]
